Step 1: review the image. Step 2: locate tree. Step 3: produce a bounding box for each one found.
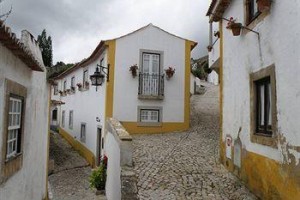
[0,0,12,21]
[37,29,53,68]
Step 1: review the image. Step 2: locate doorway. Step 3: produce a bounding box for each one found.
[97,127,102,166]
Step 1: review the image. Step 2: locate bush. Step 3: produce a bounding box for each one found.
[89,164,106,190]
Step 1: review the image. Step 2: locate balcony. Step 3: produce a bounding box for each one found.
[208,38,220,73]
[138,73,164,100]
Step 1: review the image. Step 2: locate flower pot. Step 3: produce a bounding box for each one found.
[257,0,271,12]
[229,23,242,36]
[207,45,213,52]
[131,70,137,77]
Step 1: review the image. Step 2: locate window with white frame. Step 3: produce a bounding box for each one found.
[80,123,86,143]
[140,109,160,123]
[71,77,75,90]
[62,110,65,127]
[7,97,23,159]
[69,110,73,129]
[63,80,67,91]
[54,85,58,95]
[83,70,89,88]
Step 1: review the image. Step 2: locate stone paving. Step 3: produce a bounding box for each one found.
[48,132,106,200]
[132,83,257,200]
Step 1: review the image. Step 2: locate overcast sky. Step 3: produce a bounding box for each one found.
[1,0,210,64]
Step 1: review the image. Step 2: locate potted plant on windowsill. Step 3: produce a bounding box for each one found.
[76,83,82,91]
[71,86,76,93]
[226,17,242,36]
[165,66,175,79]
[207,45,213,52]
[257,0,271,12]
[129,64,138,78]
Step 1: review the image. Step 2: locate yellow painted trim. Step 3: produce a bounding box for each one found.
[59,127,96,167]
[121,122,188,134]
[219,20,225,163]
[241,150,300,200]
[184,40,192,130]
[105,40,116,119]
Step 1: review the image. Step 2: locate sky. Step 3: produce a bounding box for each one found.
[1,0,210,64]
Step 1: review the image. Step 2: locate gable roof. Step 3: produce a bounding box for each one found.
[52,24,197,80]
[0,20,44,71]
[206,0,231,22]
[113,23,197,49]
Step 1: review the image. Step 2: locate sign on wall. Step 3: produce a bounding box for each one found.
[226,135,232,159]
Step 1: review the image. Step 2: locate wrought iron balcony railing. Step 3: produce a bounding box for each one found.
[138,73,164,99]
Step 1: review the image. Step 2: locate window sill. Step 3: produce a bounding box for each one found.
[137,122,162,127]
[138,95,164,100]
[251,133,277,148]
[244,11,269,35]
[5,153,23,163]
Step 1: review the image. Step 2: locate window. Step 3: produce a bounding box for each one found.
[7,97,23,159]
[83,70,89,88]
[54,85,58,95]
[250,65,277,147]
[255,77,272,136]
[63,80,67,91]
[69,110,73,129]
[2,79,26,180]
[71,77,75,89]
[52,109,58,121]
[80,123,86,143]
[140,109,160,123]
[246,0,261,25]
[62,110,65,127]
[138,106,162,126]
[139,50,164,98]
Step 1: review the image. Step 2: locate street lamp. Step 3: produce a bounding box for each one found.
[90,64,109,91]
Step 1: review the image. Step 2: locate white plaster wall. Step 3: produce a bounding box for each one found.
[113,25,186,122]
[57,51,107,157]
[207,70,219,85]
[209,39,220,68]
[104,131,121,200]
[190,73,196,94]
[222,0,300,163]
[0,43,48,200]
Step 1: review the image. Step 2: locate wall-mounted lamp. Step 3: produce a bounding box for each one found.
[90,64,110,91]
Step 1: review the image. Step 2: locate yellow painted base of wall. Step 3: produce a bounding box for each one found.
[121,122,189,134]
[221,142,300,200]
[59,128,96,167]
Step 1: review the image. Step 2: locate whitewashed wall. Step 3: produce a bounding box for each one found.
[113,25,186,123]
[105,129,121,200]
[56,51,107,157]
[0,43,48,200]
[207,70,219,85]
[222,0,300,162]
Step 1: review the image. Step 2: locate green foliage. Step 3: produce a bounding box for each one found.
[37,29,53,68]
[89,164,106,190]
[47,61,74,79]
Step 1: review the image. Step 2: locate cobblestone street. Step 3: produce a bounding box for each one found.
[132,83,257,200]
[48,132,106,200]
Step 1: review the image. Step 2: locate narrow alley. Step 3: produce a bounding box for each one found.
[133,83,257,200]
[48,132,106,200]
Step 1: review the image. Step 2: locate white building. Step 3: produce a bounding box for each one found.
[50,24,197,166]
[0,22,49,200]
[207,0,300,199]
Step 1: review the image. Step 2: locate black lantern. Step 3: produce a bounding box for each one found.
[90,64,109,91]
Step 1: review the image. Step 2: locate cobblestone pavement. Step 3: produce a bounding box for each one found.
[132,83,257,200]
[48,132,106,200]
